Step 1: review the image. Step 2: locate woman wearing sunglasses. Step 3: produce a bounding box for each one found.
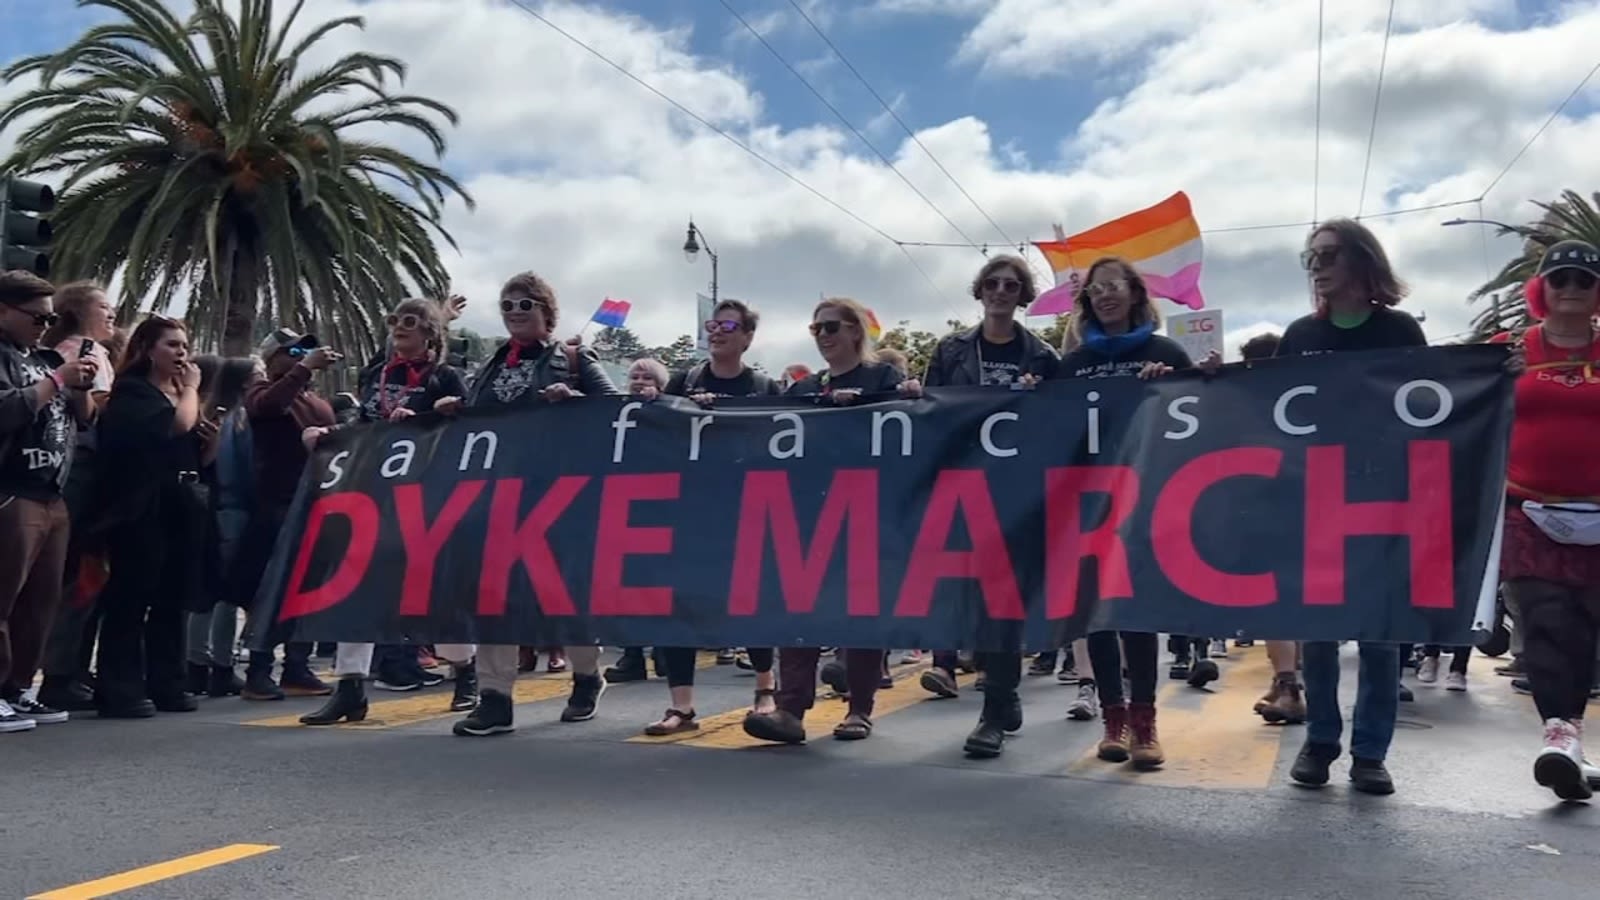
[741,297,920,745]
[299,298,474,726]
[920,254,1060,758]
[629,299,782,736]
[1275,217,1426,797]
[1051,256,1195,772]
[438,272,621,738]
[1487,240,1600,801]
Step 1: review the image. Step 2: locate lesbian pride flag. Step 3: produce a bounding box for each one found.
[1030,191,1206,315]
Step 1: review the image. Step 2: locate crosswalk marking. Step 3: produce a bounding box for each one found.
[1065,644,1288,788]
[629,660,979,749]
[243,652,721,729]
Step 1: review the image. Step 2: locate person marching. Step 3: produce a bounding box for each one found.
[299,298,473,726]
[438,273,621,737]
[921,254,1058,758]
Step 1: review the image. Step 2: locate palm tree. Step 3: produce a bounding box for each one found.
[0,0,473,357]
[1468,190,1600,339]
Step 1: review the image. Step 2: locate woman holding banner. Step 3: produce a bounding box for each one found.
[435,272,621,738]
[1053,256,1196,771]
[1277,218,1427,796]
[1489,240,1600,802]
[298,298,473,726]
[740,297,920,745]
[920,254,1058,759]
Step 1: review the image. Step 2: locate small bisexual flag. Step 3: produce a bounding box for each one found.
[591,298,631,328]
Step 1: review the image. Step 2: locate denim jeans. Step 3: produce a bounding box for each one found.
[1302,641,1400,761]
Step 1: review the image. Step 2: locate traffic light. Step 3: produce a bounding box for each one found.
[0,175,55,277]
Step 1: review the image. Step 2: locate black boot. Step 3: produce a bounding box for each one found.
[453,689,514,736]
[300,677,368,726]
[604,650,648,684]
[208,665,244,698]
[963,718,1006,758]
[450,662,478,712]
[186,663,210,696]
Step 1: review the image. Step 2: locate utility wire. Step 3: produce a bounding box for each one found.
[1312,0,1324,222]
[1479,58,1600,200]
[784,0,1015,248]
[1354,0,1396,220]
[503,0,962,309]
[720,0,983,251]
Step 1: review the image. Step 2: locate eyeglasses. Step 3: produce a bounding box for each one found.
[7,308,59,327]
[1300,247,1341,271]
[386,313,424,331]
[704,319,743,334]
[982,276,1022,295]
[1547,269,1599,291]
[809,320,847,336]
[500,298,541,313]
[1086,279,1129,298]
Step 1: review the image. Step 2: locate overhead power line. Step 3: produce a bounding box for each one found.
[784,0,1015,248]
[720,0,983,252]
[1354,0,1396,220]
[1312,0,1324,222]
[1479,58,1600,200]
[501,0,953,304]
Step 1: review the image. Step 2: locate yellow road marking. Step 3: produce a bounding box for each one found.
[631,660,978,749]
[29,843,279,899]
[243,652,720,729]
[1067,643,1285,788]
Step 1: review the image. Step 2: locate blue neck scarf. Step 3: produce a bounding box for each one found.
[1082,320,1155,359]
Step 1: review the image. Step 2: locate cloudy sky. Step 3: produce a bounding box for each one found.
[2,0,1597,368]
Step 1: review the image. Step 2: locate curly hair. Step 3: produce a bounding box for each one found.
[1070,257,1162,340]
[970,254,1037,306]
[501,271,559,329]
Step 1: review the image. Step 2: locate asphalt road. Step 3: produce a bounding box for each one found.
[6,644,1597,899]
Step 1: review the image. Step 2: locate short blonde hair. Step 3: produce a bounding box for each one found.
[812,296,876,361]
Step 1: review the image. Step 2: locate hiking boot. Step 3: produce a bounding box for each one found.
[560,674,606,722]
[453,689,514,736]
[1128,702,1164,769]
[300,677,368,726]
[963,718,1005,758]
[1291,741,1339,787]
[1350,757,1395,795]
[1098,703,1131,762]
[1253,677,1280,715]
[1260,676,1306,724]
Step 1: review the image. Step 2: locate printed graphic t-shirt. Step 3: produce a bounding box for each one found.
[0,341,73,500]
[977,336,1025,386]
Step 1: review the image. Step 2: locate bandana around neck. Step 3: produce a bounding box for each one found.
[1082,320,1155,359]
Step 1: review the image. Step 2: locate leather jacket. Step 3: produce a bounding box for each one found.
[922,323,1059,386]
[465,339,620,407]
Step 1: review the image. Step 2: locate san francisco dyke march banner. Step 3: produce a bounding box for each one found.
[250,346,1514,651]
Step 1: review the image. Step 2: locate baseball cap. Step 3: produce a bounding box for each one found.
[257,327,318,359]
[1537,240,1600,278]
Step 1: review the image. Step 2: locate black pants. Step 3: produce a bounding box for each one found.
[1088,631,1159,705]
[95,520,188,705]
[1423,645,1471,674]
[1505,577,1600,722]
[1166,635,1209,659]
[659,647,773,687]
[235,505,314,678]
[42,449,100,681]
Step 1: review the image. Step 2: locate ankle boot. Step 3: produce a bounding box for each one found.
[1253,676,1281,715]
[1129,702,1165,769]
[208,665,244,698]
[299,677,368,726]
[1261,676,1306,724]
[1098,703,1130,762]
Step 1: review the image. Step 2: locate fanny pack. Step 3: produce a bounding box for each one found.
[1521,500,1600,546]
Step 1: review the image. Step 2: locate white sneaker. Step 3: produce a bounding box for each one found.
[1209,639,1229,659]
[1535,718,1593,801]
[0,699,38,733]
[7,695,68,723]
[1066,682,1099,721]
[1417,657,1440,684]
[1444,671,1467,692]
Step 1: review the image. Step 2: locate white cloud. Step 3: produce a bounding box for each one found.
[11,0,1599,373]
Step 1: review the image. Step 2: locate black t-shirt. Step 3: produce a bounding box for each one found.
[665,364,780,398]
[1275,306,1426,356]
[977,336,1026,386]
[1057,333,1193,379]
[358,360,467,421]
[0,342,73,500]
[476,344,556,409]
[786,361,904,396]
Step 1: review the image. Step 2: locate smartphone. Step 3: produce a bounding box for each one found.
[79,338,95,358]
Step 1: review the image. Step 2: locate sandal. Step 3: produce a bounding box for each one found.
[751,687,777,716]
[833,712,873,741]
[644,708,698,736]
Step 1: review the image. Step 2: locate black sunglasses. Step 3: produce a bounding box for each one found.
[1547,269,1599,291]
[982,276,1021,294]
[809,320,847,336]
[500,298,540,313]
[8,308,59,327]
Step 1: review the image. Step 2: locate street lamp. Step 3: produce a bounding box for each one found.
[682,219,718,302]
